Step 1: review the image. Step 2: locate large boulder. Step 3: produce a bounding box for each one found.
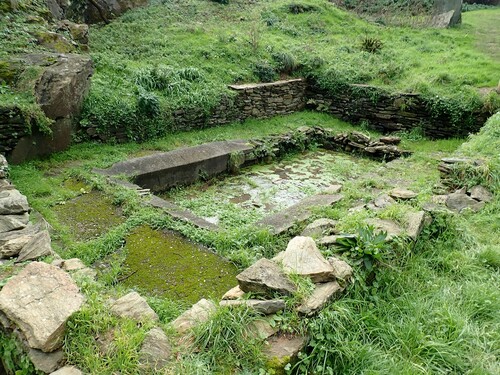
[84,0,149,24]
[7,53,93,164]
[431,0,462,27]
[0,262,84,352]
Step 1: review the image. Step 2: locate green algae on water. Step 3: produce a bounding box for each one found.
[122,226,238,304]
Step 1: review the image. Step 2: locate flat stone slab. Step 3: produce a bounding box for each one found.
[297,281,343,316]
[171,298,216,334]
[389,188,418,200]
[0,262,84,352]
[149,195,218,231]
[110,292,158,322]
[257,194,343,234]
[236,258,296,296]
[220,299,286,315]
[96,140,253,192]
[279,236,334,283]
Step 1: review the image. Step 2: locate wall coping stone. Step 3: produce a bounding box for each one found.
[229,78,304,90]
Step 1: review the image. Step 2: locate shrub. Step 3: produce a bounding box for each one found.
[272,52,298,74]
[136,87,160,118]
[252,61,277,82]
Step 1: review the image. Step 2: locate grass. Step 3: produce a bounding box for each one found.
[2,1,499,140]
[1,2,499,373]
[77,0,499,139]
[5,111,499,373]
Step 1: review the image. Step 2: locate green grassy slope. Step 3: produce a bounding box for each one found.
[83,0,500,139]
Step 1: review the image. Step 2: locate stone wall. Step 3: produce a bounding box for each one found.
[305,83,490,138]
[0,107,29,156]
[171,78,307,131]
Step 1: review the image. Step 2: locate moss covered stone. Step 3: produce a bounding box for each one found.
[122,226,238,304]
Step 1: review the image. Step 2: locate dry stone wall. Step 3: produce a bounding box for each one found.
[306,83,489,138]
[171,78,307,131]
[0,107,29,156]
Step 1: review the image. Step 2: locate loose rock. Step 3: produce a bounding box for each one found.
[50,366,83,375]
[264,335,308,373]
[16,230,53,263]
[279,237,334,283]
[0,213,29,233]
[139,327,172,371]
[220,299,286,315]
[297,281,343,316]
[406,211,426,241]
[446,191,485,213]
[110,292,158,322]
[0,262,84,352]
[28,348,65,373]
[469,185,493,203]
[221,285,245,300]
[0,190,29,215]
[236,258,296,296]
[171,298,216,334]
[389,188,418,200]
[328,256,353,281]
[301,218,337,237]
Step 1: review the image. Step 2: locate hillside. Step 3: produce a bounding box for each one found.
[0,1,499,374]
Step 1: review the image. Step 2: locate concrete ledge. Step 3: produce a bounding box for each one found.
[96,140,253,192]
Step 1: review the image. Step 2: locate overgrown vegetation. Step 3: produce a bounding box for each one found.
[3,110,498,373]
[1,1,500,373]
[1,1,499,142]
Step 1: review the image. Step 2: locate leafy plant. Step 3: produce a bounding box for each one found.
[361,36,383,53]
[336,225,389,272]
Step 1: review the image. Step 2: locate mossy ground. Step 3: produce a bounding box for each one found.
[122,225,238,304]
[53,189,124,241]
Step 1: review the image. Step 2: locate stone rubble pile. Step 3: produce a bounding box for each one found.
[245,127,411,165]
[436,157,494,213]
[0,155,86,374]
